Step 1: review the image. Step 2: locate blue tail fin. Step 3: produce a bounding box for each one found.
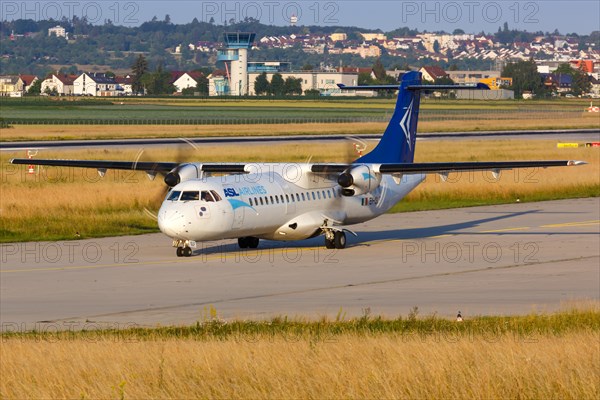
[356,71,422,164]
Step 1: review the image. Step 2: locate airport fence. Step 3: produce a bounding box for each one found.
[1,109,584,125]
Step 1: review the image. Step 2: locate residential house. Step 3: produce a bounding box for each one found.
[18,75,39,94]
[170,71,204,92]
[0,75,20,96]
[543,73,573,93]
[48,25,66,38]
[419,66,449,82]
[589,76,600,96]
[330,33,347,42]
[40,74,76,95]
[74,73,118,96]
[359,33,386,41]
[115,76,134,95]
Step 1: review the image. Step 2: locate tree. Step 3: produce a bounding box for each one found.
[131,54,148,93]
[284,77,303,95]
[502,59,546,98]
[304,89,320,97]
[372,58,386,81]
[269,73,285,96]
[358,72,374,85]
[571,64,591,95]
[301,64,314,71]
[196,74,209,96]
[433,40,440,53]
[27,79,42,95]
[140,64,175,95]
[254,72,269,95]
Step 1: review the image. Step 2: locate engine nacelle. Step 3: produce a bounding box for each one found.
[164,163,202,187]
[337,165,381,196]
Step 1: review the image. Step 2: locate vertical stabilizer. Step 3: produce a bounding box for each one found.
[356,71,422,164]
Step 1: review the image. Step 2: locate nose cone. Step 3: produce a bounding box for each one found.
[157,208,186,238]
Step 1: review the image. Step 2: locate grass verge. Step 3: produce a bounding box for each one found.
[1,304,598,399]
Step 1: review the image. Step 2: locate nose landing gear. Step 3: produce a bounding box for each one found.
[173,240,196,257]
[176,246,193,257]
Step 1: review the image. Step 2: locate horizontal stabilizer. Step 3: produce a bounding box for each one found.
[337,83,490,91]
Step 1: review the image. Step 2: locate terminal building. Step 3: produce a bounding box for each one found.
[209,32,359,96]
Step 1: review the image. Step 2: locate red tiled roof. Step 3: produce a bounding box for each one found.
[19,74,38,85]
[422,66,448,79]
[53,74,77,85]
[115,76,134,84]
[169,71,204,83]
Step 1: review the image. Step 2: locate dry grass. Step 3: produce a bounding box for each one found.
[394,138,600,211]
[1,140,598,242]
[1,330,598,399]
[1,113,598,141]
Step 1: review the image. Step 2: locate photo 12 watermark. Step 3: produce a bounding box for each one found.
[1,1,141,24]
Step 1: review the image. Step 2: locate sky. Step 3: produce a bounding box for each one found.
[3,1,599,35]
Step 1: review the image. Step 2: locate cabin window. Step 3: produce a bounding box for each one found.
[270,196,274,204]
[260,197,264,206]
[322,190,327,199]
[254,197,258,206]
[296,193,300,202]
[181,191,200,201]
[280,195,284,203]
[312,192,316,200]
[301,193,305,201]
[249,198,253,206]
[317,191,321,200]
[327,190,332,199]
[167,191,181,201]
[285,194,289,203]
[275,196,280,204]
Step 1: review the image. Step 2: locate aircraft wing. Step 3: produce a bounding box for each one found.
[9,159,249,174]
[311,160,586,174]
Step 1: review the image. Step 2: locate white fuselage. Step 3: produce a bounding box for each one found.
[157,163,425,242]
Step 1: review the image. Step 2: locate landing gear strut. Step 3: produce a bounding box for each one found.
[238,237,260,249]
[323,230,347,249]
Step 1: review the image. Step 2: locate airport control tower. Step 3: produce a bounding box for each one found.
[217,32,255,96]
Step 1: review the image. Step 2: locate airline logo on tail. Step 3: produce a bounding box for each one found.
[399,99,414,152]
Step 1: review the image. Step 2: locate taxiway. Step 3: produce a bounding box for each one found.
[1,198,598,331]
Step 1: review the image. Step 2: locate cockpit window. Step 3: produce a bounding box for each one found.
[167,191,181,201]
[200,191,214,202]
[181,191,200,201]
[210,190,222,202]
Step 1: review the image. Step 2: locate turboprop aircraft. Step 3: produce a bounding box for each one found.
[11,71,585,257]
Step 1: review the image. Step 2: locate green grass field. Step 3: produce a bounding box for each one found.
[0,96,591,126]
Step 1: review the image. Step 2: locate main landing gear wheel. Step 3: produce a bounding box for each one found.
[324,231,347,249]
[238,237,260,249]
[334,231,346,249]
[177,247,192,257]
